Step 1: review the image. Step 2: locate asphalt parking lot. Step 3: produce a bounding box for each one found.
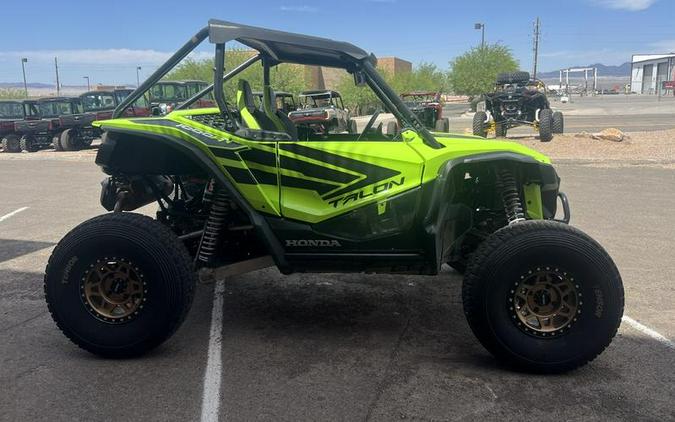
[1,154,674,421]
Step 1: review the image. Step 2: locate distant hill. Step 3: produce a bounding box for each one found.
[538,62,631,78]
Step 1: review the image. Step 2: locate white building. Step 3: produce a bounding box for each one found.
[630,54,675,94]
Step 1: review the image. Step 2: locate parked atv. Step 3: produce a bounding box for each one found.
[253,91,297,114]
[0,99,32,153]
[474,71,564,142]
[149,80,213,115]
[20,97,98,152]
[401,92,449,132]
[44,21,623,374]
[80,89,152,139]
[289,90,356,133]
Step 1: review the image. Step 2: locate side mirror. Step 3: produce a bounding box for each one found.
[353,71,367,87]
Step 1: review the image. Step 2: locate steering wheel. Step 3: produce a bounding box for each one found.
[357,110,380,141]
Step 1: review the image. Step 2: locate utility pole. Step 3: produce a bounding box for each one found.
[54,57,61,96]
[83,76,90,91]
[532,17,541,79]
[136,66,142,87]
[21,58,28,98]
[475,23,485,48]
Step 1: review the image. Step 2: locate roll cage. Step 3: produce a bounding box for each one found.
[114,19,442,149]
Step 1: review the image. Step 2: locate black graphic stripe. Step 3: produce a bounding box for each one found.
[238,148,277,167]
[279,155,359,185]
[224,166,256,184]
[210,147,240,160]
[279,143,400,200]
[250,169,278,185]
[280,175,339,195]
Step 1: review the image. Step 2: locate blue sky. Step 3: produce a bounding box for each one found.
[0,0,672,86]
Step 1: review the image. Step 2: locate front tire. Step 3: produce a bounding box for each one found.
[44,213,196,358]
[473,111,487,137]
[2,134,22,153]
[462,221,623,373]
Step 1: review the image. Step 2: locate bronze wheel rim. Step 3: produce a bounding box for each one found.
[81,257,146,323]
[509,267,581,337]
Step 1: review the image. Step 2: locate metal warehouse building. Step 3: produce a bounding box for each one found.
[630,54,675,94]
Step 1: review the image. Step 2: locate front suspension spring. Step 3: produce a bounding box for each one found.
[497,169,525,224]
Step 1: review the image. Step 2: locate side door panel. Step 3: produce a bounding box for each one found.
[277,140,424,224]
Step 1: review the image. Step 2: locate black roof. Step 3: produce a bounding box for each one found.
[252,91,293,97]
[37,96,80,102]
[300,90,341,98]
[207,20,375,69]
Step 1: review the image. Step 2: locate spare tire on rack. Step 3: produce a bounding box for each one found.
[496,71,531,85]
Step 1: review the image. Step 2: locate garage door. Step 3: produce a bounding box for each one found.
[657,62,669,95]
[642,64,653,94]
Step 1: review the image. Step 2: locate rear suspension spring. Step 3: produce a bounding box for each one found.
[196,181,230,265]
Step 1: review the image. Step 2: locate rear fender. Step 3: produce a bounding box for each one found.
[95,130,290,273]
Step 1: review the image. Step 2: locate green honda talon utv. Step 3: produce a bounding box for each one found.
[44,20,624,374]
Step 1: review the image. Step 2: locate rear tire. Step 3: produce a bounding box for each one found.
[2,134,21,153]
[348,119,358,134]
[435,117,450,132]
[473,112,487,138]
[462,221,624,373]
[60,129,76,151]
[53,134,63,151]
[538,109,553,142]
[552,111,564,134]
[44,212,196,358]
[19,136,38,152]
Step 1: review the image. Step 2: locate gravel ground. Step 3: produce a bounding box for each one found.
[507,128,675,165]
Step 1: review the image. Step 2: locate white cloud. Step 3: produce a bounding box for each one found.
[591,0,657,11]
[650,39,675,52]
[279,5,317,12]
[0,49,211,66]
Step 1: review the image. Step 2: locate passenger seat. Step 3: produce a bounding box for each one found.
[236,80,277,131]
[262,86,297,140]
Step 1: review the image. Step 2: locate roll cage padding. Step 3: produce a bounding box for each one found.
[95,129,291,273]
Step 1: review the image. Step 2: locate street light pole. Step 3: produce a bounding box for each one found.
[474,23,485,48]
[136,66,142,87]
[83,76,90,91]
[21,58,28,98]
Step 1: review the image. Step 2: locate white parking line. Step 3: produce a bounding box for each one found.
[0,207,29,223]
[622,316,675,350]
[200,279,226,422]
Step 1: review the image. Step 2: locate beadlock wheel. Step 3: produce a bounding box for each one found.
[81,257,147,324]
[510,267,580,337]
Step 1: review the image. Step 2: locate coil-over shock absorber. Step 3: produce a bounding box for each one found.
[496,168,526,225]
[196,180,230,265]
